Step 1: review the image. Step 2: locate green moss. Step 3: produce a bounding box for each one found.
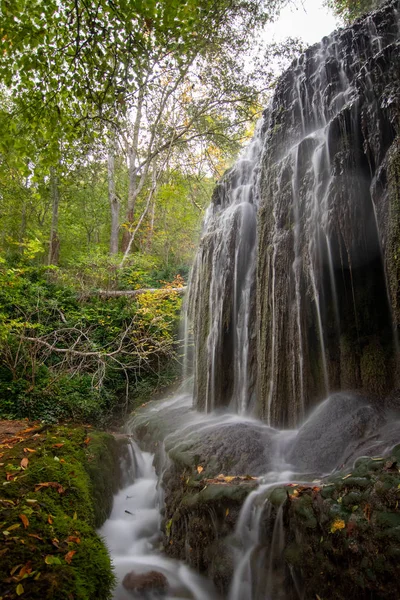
[360,338,387,396]
[0,423,119,599]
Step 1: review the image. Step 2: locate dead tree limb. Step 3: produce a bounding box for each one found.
[83,287,187,300]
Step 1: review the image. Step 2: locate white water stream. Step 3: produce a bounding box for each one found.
[99,440,220,600]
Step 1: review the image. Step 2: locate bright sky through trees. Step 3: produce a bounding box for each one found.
[267,0,338,44]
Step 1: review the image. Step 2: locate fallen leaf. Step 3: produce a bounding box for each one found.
[342,473,352,480]
[10,564,23,576]
[84,437,90,445]
[225,508,230,516]
[20,427,39,434]
[52,444,64,449]
[35,482,65,494]
[20,458,29,470]
[64,550,76,564]
[25,499,38,505]
[19,514,29,529]
[18,562,32,578]
[23,448,36,454]
[363,504,372,522]
[6,524,21,532]
[47,515,53,525]
[16,583,24,596]
[44,555,62,565]
[67,536,80,544]
[196,466,204,474]
[330,518,346,533]
[28,534,43,541]
[73,511,77,520]
[6,473,15,481]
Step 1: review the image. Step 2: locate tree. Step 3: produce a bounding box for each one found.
[325,0,379,22]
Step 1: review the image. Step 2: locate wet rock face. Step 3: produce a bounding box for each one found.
[287,393,383,473]
[188,0,400,428]
[165,420,277,477]
[257,0,400,427]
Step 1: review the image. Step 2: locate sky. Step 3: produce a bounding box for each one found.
[267,0,340,45]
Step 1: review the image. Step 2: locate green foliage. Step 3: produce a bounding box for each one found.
[325,0,379,23]
[0,259,183,425]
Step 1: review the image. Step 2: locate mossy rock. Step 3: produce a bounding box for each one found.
[275,443,400,599]
[0,422,120,599]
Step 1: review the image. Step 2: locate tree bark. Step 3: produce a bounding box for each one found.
[108,135,119,255]
[121,85,145,253]
[48,166,60,265]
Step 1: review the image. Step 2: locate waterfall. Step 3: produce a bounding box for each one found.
[188,119,266,415]
[107,3,400,599]
[188,0,400,427]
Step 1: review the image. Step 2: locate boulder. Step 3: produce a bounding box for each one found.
[122,570,169,598]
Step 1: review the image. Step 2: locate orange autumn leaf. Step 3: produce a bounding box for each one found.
[19,514,29,529]
[84,437,90,445]
[330,518,346,533]
[23,448,36,454]
[363,504,372,522]
[52,443,64,448]
[35,482,65,494]
[64,550,76,564]
[20,457,29,470]
[196,466,204,474]
[67,536,81,544]
[20,427,39,434]
[18,561,32,577]
[47,515,53,525]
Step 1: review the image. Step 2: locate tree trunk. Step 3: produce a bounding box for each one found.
[146,196,157,251]
[121,85,145,253]
[48,167,60,265]
[108,136,119,255]
[121,147,137,253]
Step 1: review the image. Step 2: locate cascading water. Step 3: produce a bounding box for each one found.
[99,433,220,599]
[188,118,265,415]
[257,0,400,426]
[103,3,400,599]
[188,0,400,428]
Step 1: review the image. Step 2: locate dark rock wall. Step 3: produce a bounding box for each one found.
[257,1,400,427]
[188,1,400,427]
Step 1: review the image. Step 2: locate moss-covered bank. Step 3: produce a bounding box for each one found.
[264,445,400,599]
[0,422,122,600]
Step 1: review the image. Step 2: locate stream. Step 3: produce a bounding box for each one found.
[99,438,220,600]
